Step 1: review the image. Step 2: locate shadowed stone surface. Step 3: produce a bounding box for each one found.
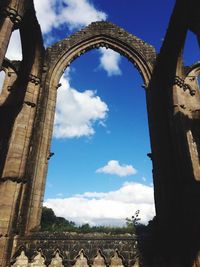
[0,0,200,266]
[11,233,138,267]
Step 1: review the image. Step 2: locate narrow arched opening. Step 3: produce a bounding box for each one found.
[0,70,6,95]
[5,29,22,61]
[198,76,200,89]
[24,22,156,234]
[42,46,155,232]
[183,30,199,66]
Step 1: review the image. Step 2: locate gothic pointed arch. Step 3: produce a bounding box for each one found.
[73,250,89,267]
[110,250,124,267]
[186,62,200,79]
[1,0,200,266]
[24,21,156,233]
[92,250,106,267]
[48,250,64,267]
[29,251,46,267]
[11,250,28,267]
[46,21,156,89]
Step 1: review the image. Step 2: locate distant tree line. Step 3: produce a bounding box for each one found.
[41,206,155,235]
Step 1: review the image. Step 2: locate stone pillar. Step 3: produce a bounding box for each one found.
[1,78,40,179]
[0,77,43,237]
[0,2,43,265]
[0,64,21,267]
[0,6,22,68]
[0,180,26,266]
[146,0,200,265]
[0,70,42,238]
[23,79,57,233]
[0,71,43,240]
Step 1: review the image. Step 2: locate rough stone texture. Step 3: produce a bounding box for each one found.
[92,251,106,267]
[73,251,88,267]
[0,0,200,266]
[29,252,46,267]
[11,251,28,267]
[49,252,64,267]
[23,17,156,238]
[0,0,30,67]
[11,233,138,267]
[0,1,45,265]
[144,1,200,266]
[46,21,156,87]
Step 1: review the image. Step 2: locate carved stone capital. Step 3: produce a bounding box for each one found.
[0,176,27,183]
[1,7,22,28]
[28,74,41,85]
[174,76,196,96]
[24,101,36,108]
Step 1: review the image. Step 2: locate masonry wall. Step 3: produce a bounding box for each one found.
[0,0,200,266]
[11,233,139,267]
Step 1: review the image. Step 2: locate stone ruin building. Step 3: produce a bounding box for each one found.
[0,0,199,266]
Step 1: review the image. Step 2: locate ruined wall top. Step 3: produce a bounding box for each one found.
[44,21,156,87]
[48,21,156,65]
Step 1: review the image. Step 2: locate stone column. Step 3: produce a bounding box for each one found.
[23,79,57,233]
[0,2,43,265]
[0,6,22,68]
[0,60,43,240]
[1,77,40,179]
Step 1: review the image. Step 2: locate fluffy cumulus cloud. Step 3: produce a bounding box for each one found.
[96,160,137,177]
[53,72,108,138]
[44,182,155,226]
[34,0,107,33]
[59,0,107,30]
[4,0,121,137]
[99,48,122,76]
[5,1,121,77]
[33,0,121,76]
[33,0,57,33]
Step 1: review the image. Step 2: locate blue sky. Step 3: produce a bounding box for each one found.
[2,0,199,226]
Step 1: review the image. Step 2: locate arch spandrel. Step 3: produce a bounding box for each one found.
[46,21,156,88]
[185,62,200,78]
[183,62,200,109]
[25,21,156,234]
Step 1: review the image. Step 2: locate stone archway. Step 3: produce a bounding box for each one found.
[23,21,156,233]
[1,0,200,266]
[47,21,155,88]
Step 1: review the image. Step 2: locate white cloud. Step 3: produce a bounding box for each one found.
[99,48,122,76]
[34,0,57,33]
[34,0,107,33]
[4,1,122,77]
[44,182,155,226]
[96,160,137,177]
[59,0,107,30]
[33,1,121,75]
[6,0,121,76]
[53,71,108,138]
[5,30,22,60]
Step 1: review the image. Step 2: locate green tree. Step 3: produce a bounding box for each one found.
[41,206,57,229]
[125,210,141,234]
[41,206,147,235]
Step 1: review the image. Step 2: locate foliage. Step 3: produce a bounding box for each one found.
[41,207,152,235]
[126,210,141,228]
[41,206,76,232]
